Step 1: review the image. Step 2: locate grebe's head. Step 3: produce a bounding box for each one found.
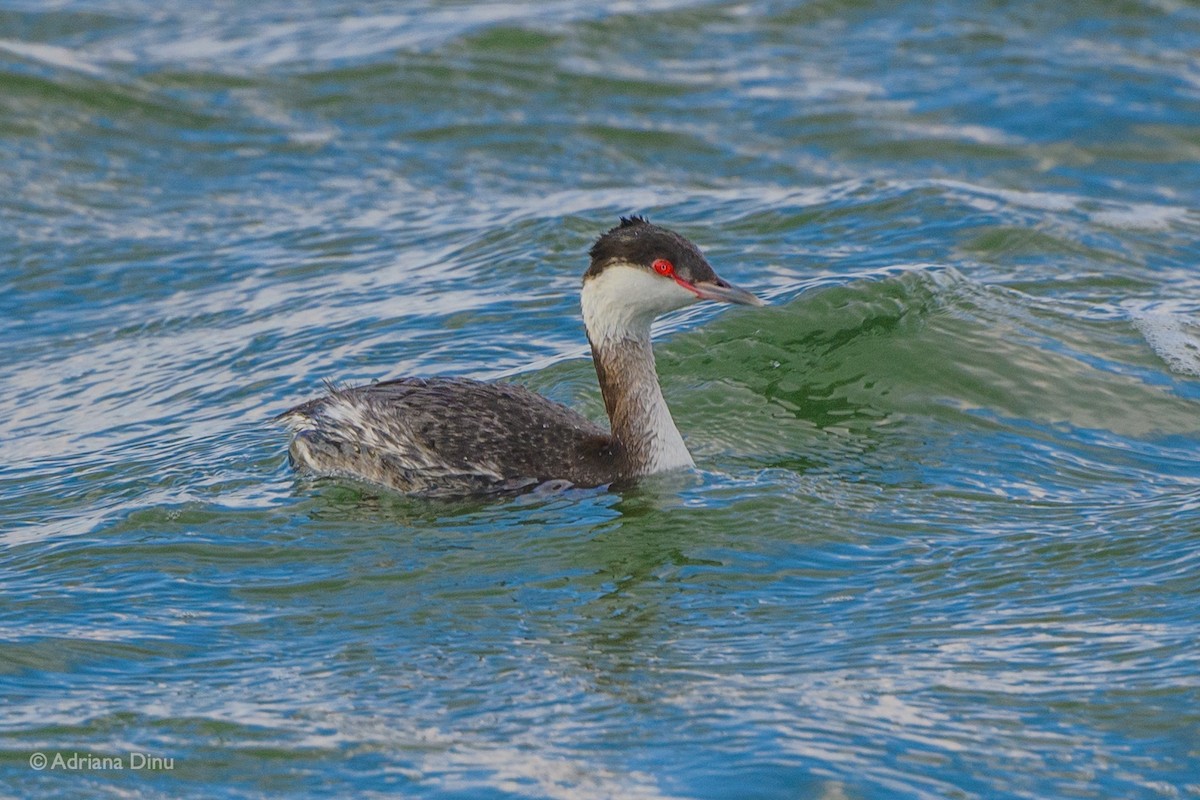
[581,217,762,338]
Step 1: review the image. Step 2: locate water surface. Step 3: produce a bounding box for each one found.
[3,2,1200,798]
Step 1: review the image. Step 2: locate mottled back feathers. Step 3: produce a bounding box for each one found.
[279,378,618,496]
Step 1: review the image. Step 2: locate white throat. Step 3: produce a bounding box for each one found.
[580,265,697,474]
[580,263,697,347]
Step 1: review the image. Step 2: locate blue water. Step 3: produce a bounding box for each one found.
[3,2,1200,798]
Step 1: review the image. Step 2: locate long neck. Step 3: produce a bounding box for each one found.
[581,279,694,475]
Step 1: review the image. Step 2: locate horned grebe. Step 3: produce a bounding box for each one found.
[278,217,763,496]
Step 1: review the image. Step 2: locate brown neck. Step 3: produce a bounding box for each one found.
[588,334,694,475]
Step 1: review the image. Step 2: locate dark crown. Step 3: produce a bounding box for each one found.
[585,216,718,284]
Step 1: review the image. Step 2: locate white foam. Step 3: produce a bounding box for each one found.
[0,39,106,77]
[1090,203,1192,231]
[1133,309,1200,377]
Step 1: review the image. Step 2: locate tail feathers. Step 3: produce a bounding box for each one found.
[287,429,353,473]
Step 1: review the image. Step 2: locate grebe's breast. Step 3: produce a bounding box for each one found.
[278,378,618,496]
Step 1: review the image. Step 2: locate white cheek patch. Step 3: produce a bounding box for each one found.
[580,264,698,345]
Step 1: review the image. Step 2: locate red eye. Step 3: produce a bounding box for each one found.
[652,258,674,276]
